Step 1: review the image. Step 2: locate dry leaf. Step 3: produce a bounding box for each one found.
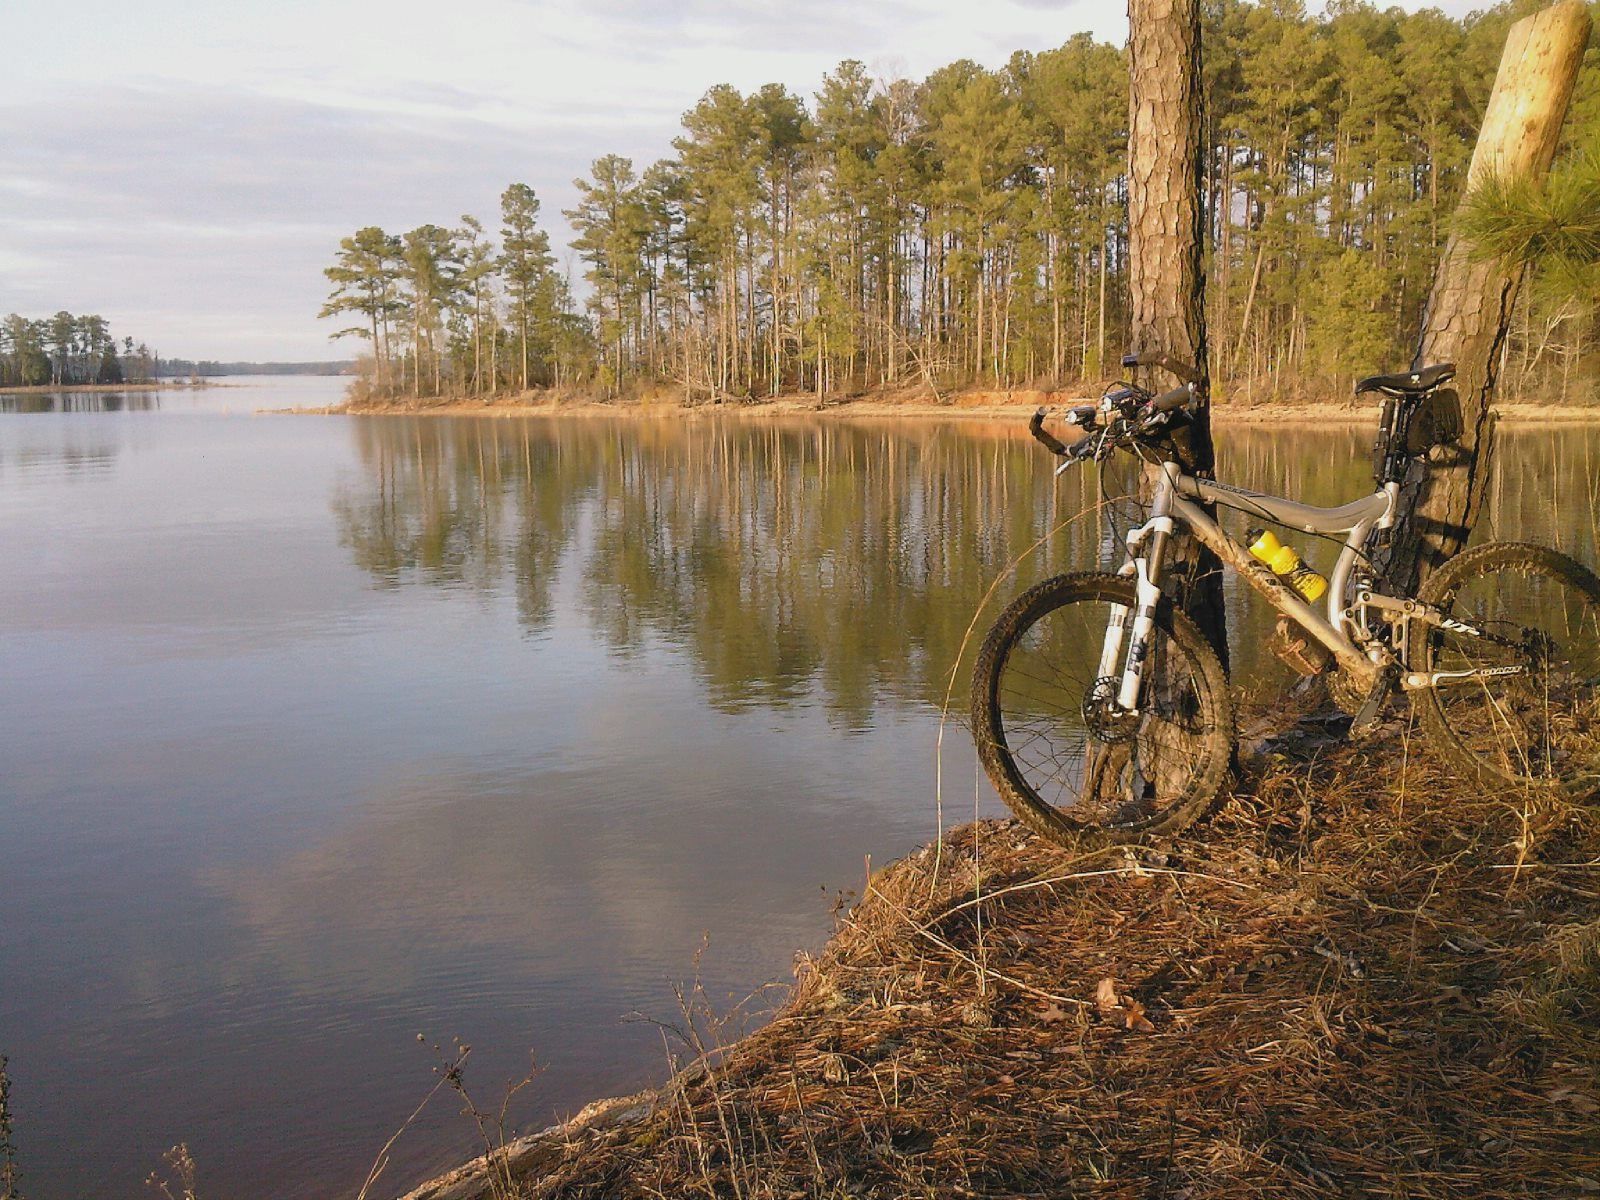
[1036,1003,1069,1025]
[1095,976,1119,1016]
[959,1000,993,1029]
[1122,996,1156,1033]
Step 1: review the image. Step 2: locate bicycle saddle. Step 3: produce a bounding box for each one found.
[1355,363,1455,397]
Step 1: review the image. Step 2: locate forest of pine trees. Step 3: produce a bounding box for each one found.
[322,0,1600,406]
[0,313,159,388]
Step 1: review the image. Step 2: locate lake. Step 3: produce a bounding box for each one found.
[2,378,1596,1199]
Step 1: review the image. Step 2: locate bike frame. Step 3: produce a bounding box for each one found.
[1099,460,1399,712]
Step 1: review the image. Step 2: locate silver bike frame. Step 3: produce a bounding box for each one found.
[1098,461,1400,713]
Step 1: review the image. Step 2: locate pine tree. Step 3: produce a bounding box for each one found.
[320,227,401,388]
[398,225,464,397]
[566,156,646,394]
[500,183,555,391]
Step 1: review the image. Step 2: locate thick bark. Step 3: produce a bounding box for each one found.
[1126,0,1228,665]
[1382,0,1591,595]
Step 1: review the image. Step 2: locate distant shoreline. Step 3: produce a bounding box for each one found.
[294,387,1600,426]
[0,379,217,395]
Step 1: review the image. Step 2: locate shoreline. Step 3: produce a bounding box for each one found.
[383,728,1600,1200]
[297,387,1600,425]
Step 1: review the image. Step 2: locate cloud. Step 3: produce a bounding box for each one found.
[569,0,929,54]
[1,83,655,359]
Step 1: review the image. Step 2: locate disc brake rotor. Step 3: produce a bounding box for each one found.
[1082,676,1140,743]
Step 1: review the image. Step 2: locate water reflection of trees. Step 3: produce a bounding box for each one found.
[0,392,159,413]
[1479,427,1600,566]
[336,420,595,626]
[336,419,1095,717]
[334,417,1600,718]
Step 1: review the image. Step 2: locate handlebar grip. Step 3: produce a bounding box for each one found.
[1151,383,1194,413]
[1028,408,1069,457]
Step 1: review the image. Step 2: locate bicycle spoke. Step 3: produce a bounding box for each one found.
[1421,553,1600,794]
[974,573,1230,848]
[996,597,1208,825]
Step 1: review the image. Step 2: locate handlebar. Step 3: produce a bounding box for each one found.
[1151,382,1193,413]
[1029,380,1195,467]
[1028,408,1069,457]
[1121,350,1200,386]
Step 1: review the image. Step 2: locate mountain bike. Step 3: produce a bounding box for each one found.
[971,352,1600,848]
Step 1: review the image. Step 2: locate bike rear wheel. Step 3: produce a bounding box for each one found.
[1411,541,1600,799]
[971,573,1234,848]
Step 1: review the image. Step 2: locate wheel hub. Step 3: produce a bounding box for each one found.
[1082,676,1139,743]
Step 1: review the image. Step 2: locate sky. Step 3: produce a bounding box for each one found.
[2,0,1483,362]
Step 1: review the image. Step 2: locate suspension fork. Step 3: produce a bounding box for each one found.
[1098,466,1176,713]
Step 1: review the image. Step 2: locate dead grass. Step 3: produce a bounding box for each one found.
[451,720,1600,1199]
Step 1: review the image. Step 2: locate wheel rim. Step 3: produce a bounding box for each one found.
[1426,563,1600,794]
[994,593,1213,830]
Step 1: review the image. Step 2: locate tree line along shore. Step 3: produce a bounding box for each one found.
[320,0,1600,413]
[0,311,357,392]
[0,311,162,388]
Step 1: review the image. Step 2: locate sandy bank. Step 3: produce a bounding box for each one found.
[303,386,1600,425]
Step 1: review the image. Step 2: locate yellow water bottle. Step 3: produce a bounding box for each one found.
[1246,528,1328,602]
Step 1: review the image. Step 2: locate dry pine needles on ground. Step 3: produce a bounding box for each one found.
[415,718,1600,1200]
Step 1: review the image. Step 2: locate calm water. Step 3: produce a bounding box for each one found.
[2,379,1596,1199]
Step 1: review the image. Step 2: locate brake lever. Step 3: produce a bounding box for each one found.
[1053,428,1102,475]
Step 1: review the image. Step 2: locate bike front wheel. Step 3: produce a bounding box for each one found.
[971,573,1234,849]
[1411,541,1600,799]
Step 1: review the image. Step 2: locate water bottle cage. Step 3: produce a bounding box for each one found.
[1246,528,1329,603]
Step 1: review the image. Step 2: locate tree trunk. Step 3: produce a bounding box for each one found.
[369,303,380,386]
[1382,0,1591,596]
[1126,0,1227,664]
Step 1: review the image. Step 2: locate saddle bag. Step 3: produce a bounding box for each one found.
[1404,386,1464,454]
[1372,387,1464,482]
